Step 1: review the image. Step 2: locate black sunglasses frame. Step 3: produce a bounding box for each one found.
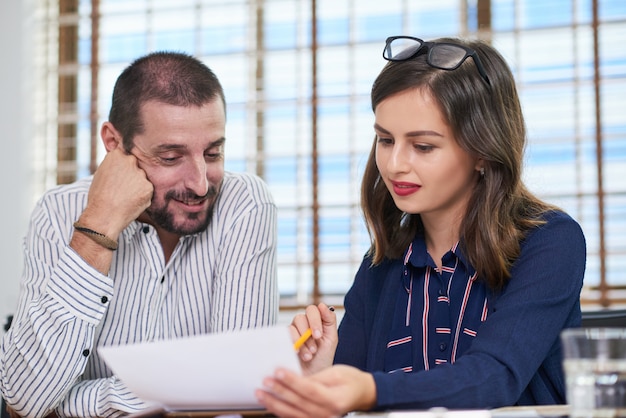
[383,36,491,89]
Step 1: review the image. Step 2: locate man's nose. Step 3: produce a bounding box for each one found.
[184,157,209,197]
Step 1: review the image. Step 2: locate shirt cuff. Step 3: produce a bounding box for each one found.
[47,246,114,325]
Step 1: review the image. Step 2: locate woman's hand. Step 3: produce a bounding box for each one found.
[256,365,377,418]
[291,303,338,375]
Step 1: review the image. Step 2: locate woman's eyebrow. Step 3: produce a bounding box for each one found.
[406,130,443,138]
[373,123,391,134]
[374,123,442,138]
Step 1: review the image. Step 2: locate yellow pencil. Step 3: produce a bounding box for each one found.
[293,328,313,351]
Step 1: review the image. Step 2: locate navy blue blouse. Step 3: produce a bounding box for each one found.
[334,210,586,410]
[383,240,488,374]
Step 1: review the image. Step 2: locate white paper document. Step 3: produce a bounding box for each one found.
[98,325,301,411]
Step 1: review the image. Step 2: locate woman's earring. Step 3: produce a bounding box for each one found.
[480,167,485,177]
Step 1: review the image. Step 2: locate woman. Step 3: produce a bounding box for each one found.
[256,36,586,417]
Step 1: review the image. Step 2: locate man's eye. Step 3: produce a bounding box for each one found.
[205,152,222,161]
[160,156,180,164]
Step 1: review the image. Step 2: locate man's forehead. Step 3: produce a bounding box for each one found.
[138,98,224,113]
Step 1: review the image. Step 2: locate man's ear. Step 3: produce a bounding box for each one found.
[101,122,122,152]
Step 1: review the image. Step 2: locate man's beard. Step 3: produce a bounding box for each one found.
[146,185,219,235]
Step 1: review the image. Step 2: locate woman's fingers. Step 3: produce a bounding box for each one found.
[257,370,341,418]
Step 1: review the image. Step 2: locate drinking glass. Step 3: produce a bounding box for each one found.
[561,328,626,418]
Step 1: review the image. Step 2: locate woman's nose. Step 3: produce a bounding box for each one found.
[387,144,410,173]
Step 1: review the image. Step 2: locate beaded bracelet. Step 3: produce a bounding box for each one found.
[73,222,118,250]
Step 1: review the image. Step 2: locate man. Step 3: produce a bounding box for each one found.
[0,52,278,417]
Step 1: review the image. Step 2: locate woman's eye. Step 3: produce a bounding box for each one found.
[415,144,434,152]
[376,136,393,145]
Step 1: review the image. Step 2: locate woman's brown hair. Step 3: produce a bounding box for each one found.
[361,37,557,290]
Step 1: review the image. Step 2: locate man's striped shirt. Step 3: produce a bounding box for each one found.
[0,171,278,418]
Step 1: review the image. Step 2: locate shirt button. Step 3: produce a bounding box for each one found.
[438,288,446,296]
[143,226,150,233]
[439,342,447,351]
[101,296,108,304]
[82,349,90,357]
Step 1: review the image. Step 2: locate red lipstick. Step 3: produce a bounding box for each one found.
[391,181,420,196]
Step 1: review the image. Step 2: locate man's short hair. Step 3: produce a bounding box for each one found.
[108,51,226,151]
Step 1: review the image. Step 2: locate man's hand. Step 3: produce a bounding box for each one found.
[79,146,154,240]
[70,145,153,274]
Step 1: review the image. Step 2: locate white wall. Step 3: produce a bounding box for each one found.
[0,0,35,335]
